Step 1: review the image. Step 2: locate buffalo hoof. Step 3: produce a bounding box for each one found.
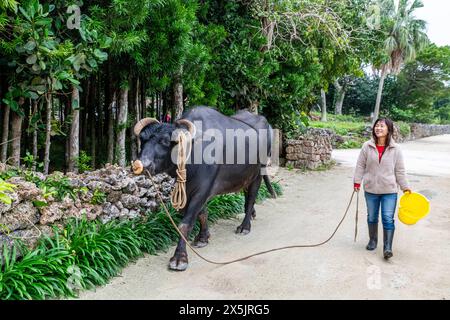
[192,238,209,248]
[235,225,250,235]
[169,254,189,271]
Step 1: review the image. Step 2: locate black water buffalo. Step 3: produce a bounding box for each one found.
[133,106,276,271]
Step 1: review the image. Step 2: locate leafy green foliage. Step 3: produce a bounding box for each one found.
[339,139,364,149]
[76,151,92,173]
[0,169,20,181]
[387,44,450,124]
[0,178,16,205]
[22,171,84,201]
[397,121,411,137]
[310,119,367,136]
[90,188,106,205]
[22,152,44,171]
[281,111,310,139]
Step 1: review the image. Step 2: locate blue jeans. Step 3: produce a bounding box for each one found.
[364,192,398,230]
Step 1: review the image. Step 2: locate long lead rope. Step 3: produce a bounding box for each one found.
[145,167,360,266]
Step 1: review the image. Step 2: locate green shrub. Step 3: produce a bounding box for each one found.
[338,139,363,149]
[309,120,366,136]
[24,171,86,202]
[281,111,309,139]
[76,151,92,173]
[21,152,44,171]
[0,178,16,205]
[90,188,106,205]
[0,169,20,181]
[397,121,411,137]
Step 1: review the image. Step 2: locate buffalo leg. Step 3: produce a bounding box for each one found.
[236,175,262,235]
[192,208,210,248]
[169,193,208,271]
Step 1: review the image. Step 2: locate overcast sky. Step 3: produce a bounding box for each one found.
[415,0,450,46]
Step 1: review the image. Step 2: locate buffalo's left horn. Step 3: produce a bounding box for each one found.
[176,119,196,138]
[134,118,159,136]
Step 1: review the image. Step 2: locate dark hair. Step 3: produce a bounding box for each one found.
[372,118,394,147]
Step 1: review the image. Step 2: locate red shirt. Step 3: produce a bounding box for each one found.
[354,145,385,189]
[376,145,385,161]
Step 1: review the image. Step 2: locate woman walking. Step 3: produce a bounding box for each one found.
[353,118,411,260]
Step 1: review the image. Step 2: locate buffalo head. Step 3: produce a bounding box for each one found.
[132,118,195,176]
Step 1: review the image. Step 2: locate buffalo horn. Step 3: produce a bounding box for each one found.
[176,119,196,138]
[133,118,159,136]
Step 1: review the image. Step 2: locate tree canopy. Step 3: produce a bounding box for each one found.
[0,0,447,173]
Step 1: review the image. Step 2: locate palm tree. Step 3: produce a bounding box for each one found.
[373,0,428,122]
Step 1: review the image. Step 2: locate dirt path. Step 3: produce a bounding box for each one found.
[78,135,450,300]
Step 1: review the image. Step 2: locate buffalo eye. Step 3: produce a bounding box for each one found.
[160,135,171,147]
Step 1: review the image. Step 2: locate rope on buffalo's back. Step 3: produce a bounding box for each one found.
[170,130,191,210]
[145,167,360,266]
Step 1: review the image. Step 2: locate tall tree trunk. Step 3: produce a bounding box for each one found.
[320,89,327,122]
[140,80,145,119]
[97,75,103,165]
[1,105,10,163]
[32,99,39,171]
[157,93,161,121]
[64,98,70,171]
[43,93,52,174]
[374,69,387,124]
[90,77,98,168]
[10,98,24,167]
[334,80,346,115]
[116,86,128,167]
[68,86,80,173]
[131,77,139,160]
[81,79,90,150]
[107,91,116,165]
[91,100,97,169]
[251,5,274,115]
[173,66,184,120]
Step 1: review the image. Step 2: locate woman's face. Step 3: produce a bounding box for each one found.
[374,120,389,138]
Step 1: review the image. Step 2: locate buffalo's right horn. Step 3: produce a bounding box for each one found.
[134,118,159,136]
[176,119,196,138]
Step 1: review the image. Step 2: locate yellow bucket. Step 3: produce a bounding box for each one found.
[398,192,430,225]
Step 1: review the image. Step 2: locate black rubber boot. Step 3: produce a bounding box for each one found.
[366,223,378,251]
[383,229,394,260]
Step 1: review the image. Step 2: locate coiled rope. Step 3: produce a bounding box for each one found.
[170,130,192,210]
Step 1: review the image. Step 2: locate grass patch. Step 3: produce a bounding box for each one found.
[338,138,364,149]
[310,111,367,123]
[312,160,336,171]
[294,161,337,172]
[0,182,282,300]
[309,120,367,136]
[308,112,368,149]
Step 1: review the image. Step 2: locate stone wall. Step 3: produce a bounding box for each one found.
[284,128,333,170]
[378,123,450,143]
[0,163,174,252]
[409,123,450,140]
